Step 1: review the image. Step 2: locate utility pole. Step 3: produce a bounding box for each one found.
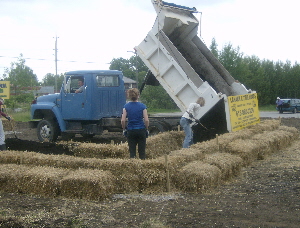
[54,36,59,92]
[127,50,138,89]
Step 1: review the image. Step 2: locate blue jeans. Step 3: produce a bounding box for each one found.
[180,117,193,148]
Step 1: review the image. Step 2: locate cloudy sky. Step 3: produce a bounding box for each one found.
[0,0,299,82]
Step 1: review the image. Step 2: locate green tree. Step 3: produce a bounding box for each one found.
[209,38,219,58]
[4,54,38,95]
[41,73,64,88]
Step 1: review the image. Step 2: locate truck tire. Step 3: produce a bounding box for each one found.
[37,119,60,142]
[148,121,168,136]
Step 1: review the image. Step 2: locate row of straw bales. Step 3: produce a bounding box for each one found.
[58,131,184,159]
[0,119,298,199]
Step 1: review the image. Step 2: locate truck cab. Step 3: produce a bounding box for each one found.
[31,70,126,142]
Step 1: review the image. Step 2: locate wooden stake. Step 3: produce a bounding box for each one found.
[165,154,170,192]
[177,125,180,131]
[111,140,114,145]
[216,134,219,151]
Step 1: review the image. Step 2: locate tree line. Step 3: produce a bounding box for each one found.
[3,39,300,109]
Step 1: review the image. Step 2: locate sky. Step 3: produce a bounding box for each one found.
[0,0,299,82]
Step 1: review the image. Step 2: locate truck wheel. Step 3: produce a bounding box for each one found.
[148,121,167,136]
[37,119,59,142]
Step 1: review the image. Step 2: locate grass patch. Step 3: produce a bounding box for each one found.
[8,111,31,122]
[259,104,276,111]
[147,108,181,114]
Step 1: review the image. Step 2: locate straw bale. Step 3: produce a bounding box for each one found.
[251,128,298,159]
[278,126,299,140]
[173,161,221,192]
[203,153,243,180]
[18,166,68,197]
[224,139,261,166]
[2,119,16,131]
[60,169,116,200]
[190,140,219,154]
[146,131,184,158]
[0,164,30,193]
[72,142,128,159]
[169,148,205,162]
[216,129,254,151]
[246,119,280,133]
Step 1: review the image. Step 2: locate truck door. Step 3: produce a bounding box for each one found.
[61,76,87,119]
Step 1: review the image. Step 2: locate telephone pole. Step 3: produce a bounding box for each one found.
[54,36,59,92]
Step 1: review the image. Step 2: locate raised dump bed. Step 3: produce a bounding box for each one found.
[136,0,254,134]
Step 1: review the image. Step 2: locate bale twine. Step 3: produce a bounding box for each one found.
[173,161,221,192]
[203,153,243,180]
[60,169,116,200]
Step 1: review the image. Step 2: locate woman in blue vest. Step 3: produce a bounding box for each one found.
[121,88,149,159]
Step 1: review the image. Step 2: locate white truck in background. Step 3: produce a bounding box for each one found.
[136,0,255,141]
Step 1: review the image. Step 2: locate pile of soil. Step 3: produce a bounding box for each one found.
[1,118,299,227]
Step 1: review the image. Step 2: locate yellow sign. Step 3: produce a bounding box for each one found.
[228,93,260,132]
[0,81,10,99]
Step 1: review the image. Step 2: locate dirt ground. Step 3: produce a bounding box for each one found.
[1,118,300,227]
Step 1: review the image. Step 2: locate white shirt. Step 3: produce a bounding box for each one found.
[182,103,201,121]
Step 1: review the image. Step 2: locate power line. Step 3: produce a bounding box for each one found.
[0,55,100,64]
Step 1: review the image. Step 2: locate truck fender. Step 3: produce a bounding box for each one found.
[51,106,66,132]
[32,104,66,132]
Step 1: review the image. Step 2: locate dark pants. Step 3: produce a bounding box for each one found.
[127,129,147,159]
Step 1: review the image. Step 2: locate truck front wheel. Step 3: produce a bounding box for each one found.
[37,119,59,142]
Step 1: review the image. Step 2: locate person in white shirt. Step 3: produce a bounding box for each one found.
[180,97,205,148]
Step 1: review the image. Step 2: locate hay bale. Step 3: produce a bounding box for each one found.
[18,166,67,197]
[72,142,128,159]
[146,131,184,158]
[246,119,280,133]
[60,169,116,200]
[224,139,261,166]
[190,140,219,154]
[251,128,298,159]
[169,148,205,162]
[0,164,30,193]
[173,161,221,192]
[0,164,65,197]
[216,129,255,151]
[2,119,16,131]
[203,153,243,180]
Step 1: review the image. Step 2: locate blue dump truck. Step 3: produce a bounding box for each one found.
[30,70,179,142]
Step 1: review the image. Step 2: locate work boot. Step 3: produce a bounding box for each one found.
[0,144,6,150]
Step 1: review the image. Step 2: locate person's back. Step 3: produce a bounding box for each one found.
[121,88,149,159]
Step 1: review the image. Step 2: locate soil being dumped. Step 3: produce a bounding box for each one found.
[1,118,300,227]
